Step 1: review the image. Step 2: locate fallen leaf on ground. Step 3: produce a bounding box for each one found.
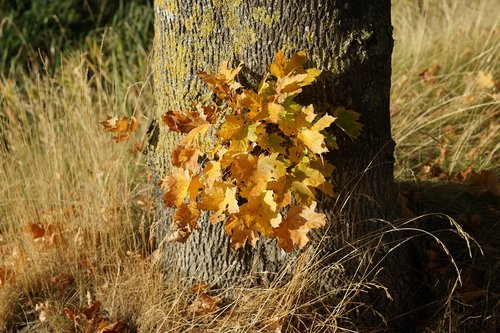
[95,320,127,333]
[470,170,500,196]
[191,281,211,294]
[190,293,220,315]
[50,273,75,293]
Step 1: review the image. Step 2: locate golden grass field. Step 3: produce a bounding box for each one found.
[0,0,498,331]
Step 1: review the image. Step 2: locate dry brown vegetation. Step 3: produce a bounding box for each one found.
[0,0,498,332]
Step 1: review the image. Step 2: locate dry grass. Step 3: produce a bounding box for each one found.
[391,0,499,177]
[0,0,498,332]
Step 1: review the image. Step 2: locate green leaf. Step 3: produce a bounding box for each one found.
[333,107,362,139]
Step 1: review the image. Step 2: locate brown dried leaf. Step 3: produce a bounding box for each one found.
[470,170,500,196]
[162,110,208,133]
[64,307,76,320]
[44,224,68,248]
[95,320,127,333]
[81,300,101,321]
[272,202,326,252]
[25,223,45,240]
[50,273,75,293]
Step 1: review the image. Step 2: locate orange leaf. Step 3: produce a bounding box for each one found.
[224,214,260,249]
[190,293,220,315]
[180,123,211,147]
[419,63,440,84]
[285,51,308,75]
[25,223,45,239]
[43,224,67,248]
[100,116,138,143]
[298,128,328,154]
[199,182,239,223]
[169,202,200,243]
[234,190,281,236]
[272,202,326,252]
[197,61,242,100]
[238,89,265,121]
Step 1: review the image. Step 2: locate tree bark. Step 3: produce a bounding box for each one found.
[151,0,419,330]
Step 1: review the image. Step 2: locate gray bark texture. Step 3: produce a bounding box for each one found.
[150,0,421,331]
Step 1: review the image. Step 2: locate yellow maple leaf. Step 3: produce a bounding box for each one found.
[238,89,266,121]
[269,50,287,78]
[301,68,322,87]
[266,102,284,123]
[312,114,336,132]
[298,128,328,154]
[162,168,201,207]
[219,61,243,83]
[284,50,308,74]
[256,153,288,181]
[239,153,288,199]
[201,160,222,187]
[256,124,286,154]
[217,115,245,140]
[276,73,308,94]
[199,182,239,223]
[217,115,256,152]
[223,152,258,183]
[276,103,314,136]
[237,190,281,236]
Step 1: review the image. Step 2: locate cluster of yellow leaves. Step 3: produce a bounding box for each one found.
[161,51,361,252]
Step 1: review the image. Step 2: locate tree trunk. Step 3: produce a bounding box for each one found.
[150,0,419,330]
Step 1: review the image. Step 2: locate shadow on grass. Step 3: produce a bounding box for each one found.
[398,180,499,332]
